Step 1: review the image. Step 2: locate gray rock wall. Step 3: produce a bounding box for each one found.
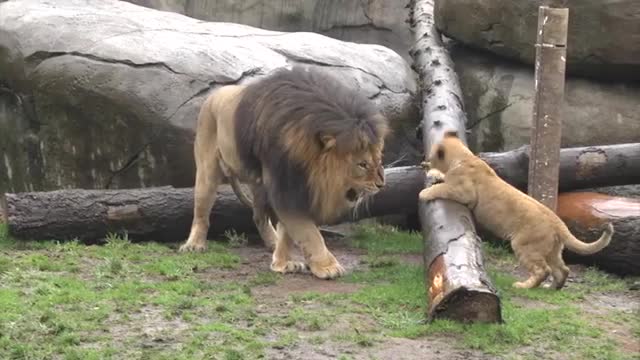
[0,0,417,193]
[450,45,640,153]
[435,0,640,81]
[125,0,413,62]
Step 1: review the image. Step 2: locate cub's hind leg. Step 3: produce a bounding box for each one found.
[270,222,307,274]
[511,240,551,289]
[180,144,224,252]
[547,244,570,290]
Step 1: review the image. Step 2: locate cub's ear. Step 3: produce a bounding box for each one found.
[320,135,336,150]
[443,130,459,138]
[436,145,445,161]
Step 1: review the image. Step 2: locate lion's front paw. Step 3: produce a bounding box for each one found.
[179,240,207,253]
[271,260,308,274]
[308,253,346,280]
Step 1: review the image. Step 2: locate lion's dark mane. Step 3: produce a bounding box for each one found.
[234,66,385,222]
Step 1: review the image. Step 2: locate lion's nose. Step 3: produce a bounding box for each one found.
[376,181,385,190]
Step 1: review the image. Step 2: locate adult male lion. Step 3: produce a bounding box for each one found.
[179,66,389,279]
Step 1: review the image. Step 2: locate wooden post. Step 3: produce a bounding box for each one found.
[409,0,501,323]
[527,6,569,211]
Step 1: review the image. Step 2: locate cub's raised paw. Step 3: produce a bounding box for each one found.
[419,188,434,202]
[179,241,207,253]
[426,168,445,183]
[270,260,308,274]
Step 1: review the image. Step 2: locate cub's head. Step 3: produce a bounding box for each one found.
[427,131,473,173]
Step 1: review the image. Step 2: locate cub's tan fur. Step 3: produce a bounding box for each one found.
[419,133,613,289]
[179,66,389,280]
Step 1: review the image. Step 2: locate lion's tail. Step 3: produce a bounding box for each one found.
[230,178,253,208]
[558,221,614,255]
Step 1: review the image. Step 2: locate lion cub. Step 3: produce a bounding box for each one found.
[419,132,614,290]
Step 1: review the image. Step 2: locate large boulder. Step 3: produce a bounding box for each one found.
[450,45,640,153]
[125,0,413,63]
[435,0,640,81]
[0,0,418,193]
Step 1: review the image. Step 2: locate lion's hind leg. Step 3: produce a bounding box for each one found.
[270,222,308,274]
[180,142,224,252]
[251,185,278,251]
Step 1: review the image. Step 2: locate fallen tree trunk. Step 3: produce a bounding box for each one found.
[2,186,255,244]
[346,142,640,221]
[1,167,423,243]
[410,0,501,323]
[4,143,638,243]
[480,143,640,193]
[556,192,640,276]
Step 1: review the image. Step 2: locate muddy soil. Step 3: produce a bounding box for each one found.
[219,239,639,360]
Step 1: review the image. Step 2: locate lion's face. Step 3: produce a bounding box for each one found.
[344,146,385,204]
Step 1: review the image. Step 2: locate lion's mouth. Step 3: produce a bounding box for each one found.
[346,188,359,202]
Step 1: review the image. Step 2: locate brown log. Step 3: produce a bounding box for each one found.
[4,142,638,244]
[556,192,640,276]
[2,185,255,243]
[528,6,568,211]
[350,143,640,221]
[409,0,501,323]
[349,143,640,221]
[481,143,640,193]
[1,167,423,243]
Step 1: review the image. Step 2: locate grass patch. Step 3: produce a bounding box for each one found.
[335,231,634,359]
[0,223,635,359]
[0,229,257,359]
[224,229,249,248]
[249,271,280,286]
[351,223,422,255]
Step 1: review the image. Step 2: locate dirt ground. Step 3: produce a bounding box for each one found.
[211,239,640,360]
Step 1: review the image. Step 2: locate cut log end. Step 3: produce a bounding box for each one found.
[427,254,502,323]
[557,192,640,276]
[429,288,503,324]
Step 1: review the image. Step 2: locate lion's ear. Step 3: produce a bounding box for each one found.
[436,145,445,161]
[443,130,458,138]
[320,135,336,150]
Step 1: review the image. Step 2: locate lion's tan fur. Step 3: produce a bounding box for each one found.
[179,67,388,280]
[419,134,613,289]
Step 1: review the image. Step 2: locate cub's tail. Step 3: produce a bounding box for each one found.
[559,222,614,255]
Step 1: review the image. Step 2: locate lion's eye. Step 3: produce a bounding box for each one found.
[358,162,368,169]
